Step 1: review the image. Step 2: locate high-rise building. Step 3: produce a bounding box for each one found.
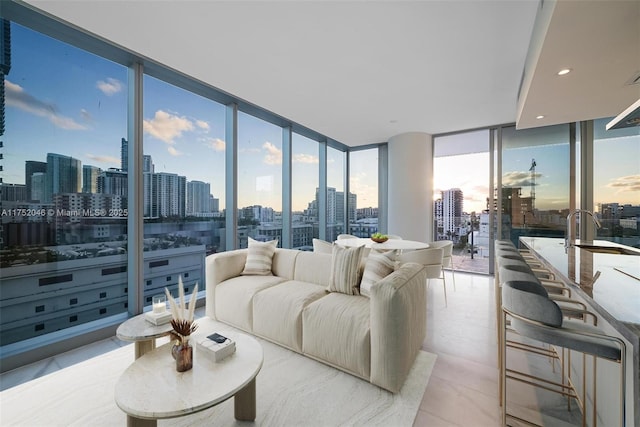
[120,138,128,171]
[0,183,26,201]
[31,172,45,201]
[186,180,211,215]
[143,155,154,218]
[442,188,463,239]
[82,165,102,193]
[150,172,186,218]
[97,168,127,196]
[44,153,81,202]
[25,160,47,201]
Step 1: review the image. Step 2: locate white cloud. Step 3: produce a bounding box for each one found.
[205,138,225,152]
[502,171,542,188]
[5,80,87,130]
[85,154,120,165]
[196,120,210,131]
[293,153,319,164]
[167,146,183,156]
[96,77,124,96]
[143,110,194,144]
[607,175,640,192]
[263,141,282,165]
[80,108,93,122]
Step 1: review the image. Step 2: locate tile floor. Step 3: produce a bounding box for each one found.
[1,271,584,426]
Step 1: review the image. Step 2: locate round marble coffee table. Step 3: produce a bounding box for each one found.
[116,313,174,359]
[114,324,263,427]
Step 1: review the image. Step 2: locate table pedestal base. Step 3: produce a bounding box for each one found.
[234,378,256,421]
[127,415,156,427]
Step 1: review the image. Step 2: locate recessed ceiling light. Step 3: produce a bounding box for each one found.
[536,115,545,119]
[557,68,572,76]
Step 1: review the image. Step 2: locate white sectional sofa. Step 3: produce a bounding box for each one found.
[205,247,427,392]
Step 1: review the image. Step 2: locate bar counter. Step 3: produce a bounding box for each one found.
[519,236,639,426]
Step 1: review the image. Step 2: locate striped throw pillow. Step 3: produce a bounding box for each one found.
[327,244,365,295]
[359,250,397,297]
[241,237,278,276]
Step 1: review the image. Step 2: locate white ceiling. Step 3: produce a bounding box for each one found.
[23,0,640,146]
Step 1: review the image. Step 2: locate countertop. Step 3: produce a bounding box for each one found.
[519,237,640,326]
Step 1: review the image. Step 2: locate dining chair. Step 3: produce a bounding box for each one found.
[399,247,446,305]
[428,240,455,290]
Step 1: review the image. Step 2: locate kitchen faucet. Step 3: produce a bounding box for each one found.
[565,209,601,251]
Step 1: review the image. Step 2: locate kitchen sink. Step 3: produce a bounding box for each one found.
[573,244,640,256]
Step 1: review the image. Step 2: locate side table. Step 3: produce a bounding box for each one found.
[116,313,173,359]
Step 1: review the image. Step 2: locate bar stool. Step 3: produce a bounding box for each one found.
[501,280,626,427]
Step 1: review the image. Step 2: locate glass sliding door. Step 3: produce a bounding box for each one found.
[433,130,491,274]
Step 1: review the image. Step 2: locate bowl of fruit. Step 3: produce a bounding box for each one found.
[371,233,389,243]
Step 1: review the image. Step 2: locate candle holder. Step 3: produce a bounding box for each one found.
[152,294,166,314]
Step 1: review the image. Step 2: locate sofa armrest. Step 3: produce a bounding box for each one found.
[205,249,248,318]
[369,262,427,392]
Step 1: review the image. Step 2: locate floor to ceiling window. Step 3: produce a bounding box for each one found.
[291,133,319,249]
[326,146,346,241]
[237,112,283,248]
[348,148,378,237]
[141,75,226,302]
[500,124,571,244]
[433,130,490,274]
[0,22,128,346]
[593,118,640,248]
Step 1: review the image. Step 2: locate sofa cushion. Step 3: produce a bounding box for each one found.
[271,248,300,280]
[294,251,332,288]
[215,275,287,331]
[360,250,397,298]
[327,244,365,295]
[241,237,278,276]
[302,293,370,379]
[312,238,333,254]
[253,281,327,352]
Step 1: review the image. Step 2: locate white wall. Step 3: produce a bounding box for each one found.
[387,132,432,242]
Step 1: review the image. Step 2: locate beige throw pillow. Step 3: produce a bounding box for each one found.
[241,237,278,275]
[360,250,397,297]
[327,244,365,295]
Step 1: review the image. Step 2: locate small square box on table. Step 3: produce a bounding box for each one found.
[197,333,236,362]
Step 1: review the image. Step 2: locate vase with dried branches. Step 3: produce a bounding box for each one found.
[165,277,198,372]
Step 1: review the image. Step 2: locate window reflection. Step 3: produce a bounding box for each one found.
[1,22,128,345]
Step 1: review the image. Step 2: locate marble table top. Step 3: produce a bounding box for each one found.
[114,318,263,420]
[116,313,174,342]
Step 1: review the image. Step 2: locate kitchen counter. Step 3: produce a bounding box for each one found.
[519,236,640,426]
[519,237,640,325]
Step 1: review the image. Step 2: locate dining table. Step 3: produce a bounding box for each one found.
[335,237,429,251]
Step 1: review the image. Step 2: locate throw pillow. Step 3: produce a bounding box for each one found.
[360,250,397,297]
[241,237,278,275]
[312,238,333,254]
[327,244,365,295]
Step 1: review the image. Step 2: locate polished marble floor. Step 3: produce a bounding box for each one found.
[1,271,583,426]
